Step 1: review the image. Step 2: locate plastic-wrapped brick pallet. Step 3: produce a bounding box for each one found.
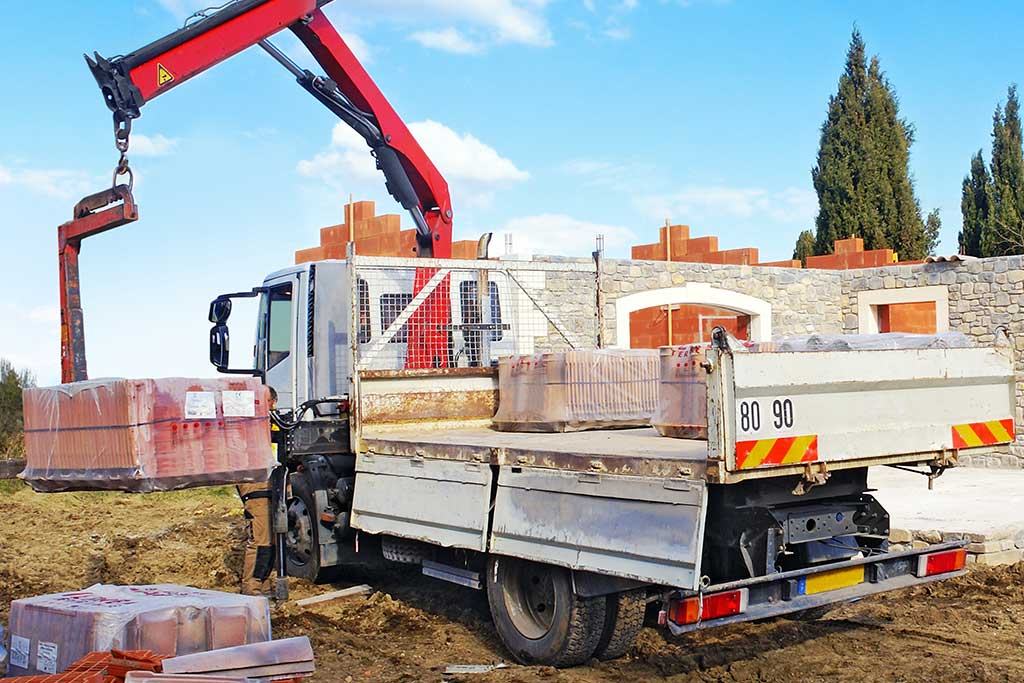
[21,378,273,493]
[492,349,659,432]
[5,584,271,676]
[652,332,974,439]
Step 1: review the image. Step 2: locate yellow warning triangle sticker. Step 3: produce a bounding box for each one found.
[157,63,175,87]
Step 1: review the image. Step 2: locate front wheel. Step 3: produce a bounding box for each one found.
[284,472,338,583]
[486,556,606,668]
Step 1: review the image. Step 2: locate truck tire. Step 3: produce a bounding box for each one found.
[594,590,646,661]
[381,536,428,564]
[285,473,337,583]
[486,556,606,668]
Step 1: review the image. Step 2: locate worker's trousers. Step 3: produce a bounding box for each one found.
[237,481,274,595]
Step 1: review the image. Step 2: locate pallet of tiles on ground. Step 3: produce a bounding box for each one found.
[160,637,315,679]
[6,586,270,676]
[21,378,273,492]
[492,349,659,432]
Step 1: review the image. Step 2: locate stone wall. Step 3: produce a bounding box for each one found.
[837,255,1024,466]
[585,253,1024,467]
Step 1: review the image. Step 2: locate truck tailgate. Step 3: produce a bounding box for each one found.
[707,345,1016,482]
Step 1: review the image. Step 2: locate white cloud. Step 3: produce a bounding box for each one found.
[340,31,373,64]
[639,185,818,225]
[298,120,528,208]
[130,133,179,157]
[0,163,95,200]
[411,28,484,54]
[498,213,636,257]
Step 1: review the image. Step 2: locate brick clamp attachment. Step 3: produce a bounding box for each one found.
[59,184,139,383]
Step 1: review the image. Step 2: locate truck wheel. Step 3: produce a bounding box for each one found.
[486,556,606,668]
[285,473,336,583]
[594,590,646,661]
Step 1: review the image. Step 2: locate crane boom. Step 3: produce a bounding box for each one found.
[61,0,455,382]
[84,0,453,257]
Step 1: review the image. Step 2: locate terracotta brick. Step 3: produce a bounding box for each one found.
[674,236,718,258]
[879,302,937,334]
[319,224,350,246]
[834,237,864,254]
[631,243,662,260]
[349,200,376,222]
[805,253,838,269]
[321,243,348,259]
[757,259,803,268]
[354,214,400,240]
[658,224,691,255]
[294,246,324,264]
[451,240,479,259]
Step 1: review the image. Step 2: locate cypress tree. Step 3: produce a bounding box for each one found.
[959,150,990,256]
[792,230,816,266]
[985,86,1024,256]
[810,30,930,259]
[924,209,941,256]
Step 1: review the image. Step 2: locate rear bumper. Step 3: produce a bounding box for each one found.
[667,541,966,635]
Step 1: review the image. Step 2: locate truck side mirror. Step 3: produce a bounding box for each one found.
[209,298,232,324]
[210,324,230,370]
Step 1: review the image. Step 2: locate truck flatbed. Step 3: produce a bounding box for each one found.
[361,426,708,479]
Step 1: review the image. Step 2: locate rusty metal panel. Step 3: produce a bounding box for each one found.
[358,371,498,428]
[489,467,707,590]
[350,452,493,551]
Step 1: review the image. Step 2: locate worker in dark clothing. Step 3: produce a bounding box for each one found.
[237,386,279,595]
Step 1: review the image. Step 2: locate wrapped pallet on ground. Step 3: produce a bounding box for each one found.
[21,377,274,493]
[5,585,271,676]
[492,349,659,432]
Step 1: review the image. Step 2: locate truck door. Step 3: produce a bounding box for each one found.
[257,279,296,409]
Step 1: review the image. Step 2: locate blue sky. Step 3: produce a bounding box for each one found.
[2,0,1023,384]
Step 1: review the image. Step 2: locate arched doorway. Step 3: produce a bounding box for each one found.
[614,284,772,348]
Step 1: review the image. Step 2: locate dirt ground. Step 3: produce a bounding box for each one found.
[3,481,1024,683]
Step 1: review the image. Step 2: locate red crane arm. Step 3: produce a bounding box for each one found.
[85,0,453,256]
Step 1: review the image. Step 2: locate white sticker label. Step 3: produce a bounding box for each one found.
[222,390,256,417]
[184,391,217,419]
[10,635,30,670]
[37,641,58,674]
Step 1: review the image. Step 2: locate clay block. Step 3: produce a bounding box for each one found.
[652,344,708,439]
[493,350,659,432]
[21,378,273,493]
[7,586,270,676]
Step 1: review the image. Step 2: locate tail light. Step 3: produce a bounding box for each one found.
[916,548,967,577]
[667,588,748,626]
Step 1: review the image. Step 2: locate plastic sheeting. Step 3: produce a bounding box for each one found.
[6,585,271,676]
[771,331,972,352]
[493,349,660,432]
[652,344,709,439]
[21,378,274,493]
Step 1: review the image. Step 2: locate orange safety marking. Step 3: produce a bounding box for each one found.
[952,418,1015,449]
[735,434,818,470]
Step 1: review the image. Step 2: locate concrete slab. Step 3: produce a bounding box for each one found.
[869,466,1024,544]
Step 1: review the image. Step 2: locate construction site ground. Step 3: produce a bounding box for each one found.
[3,479,1024,683]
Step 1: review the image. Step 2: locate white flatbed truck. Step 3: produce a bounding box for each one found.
[209,255,1017,666]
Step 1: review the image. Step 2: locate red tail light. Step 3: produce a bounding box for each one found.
[916,548,967,577]
[668,588,748,626]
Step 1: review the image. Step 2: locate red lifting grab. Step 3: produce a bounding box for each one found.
[63,0,456,380]
[59,186,139,383]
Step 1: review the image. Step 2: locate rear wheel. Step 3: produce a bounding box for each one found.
[594,590,646,661]
[486,556,606,668]
[284,473,338,583]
